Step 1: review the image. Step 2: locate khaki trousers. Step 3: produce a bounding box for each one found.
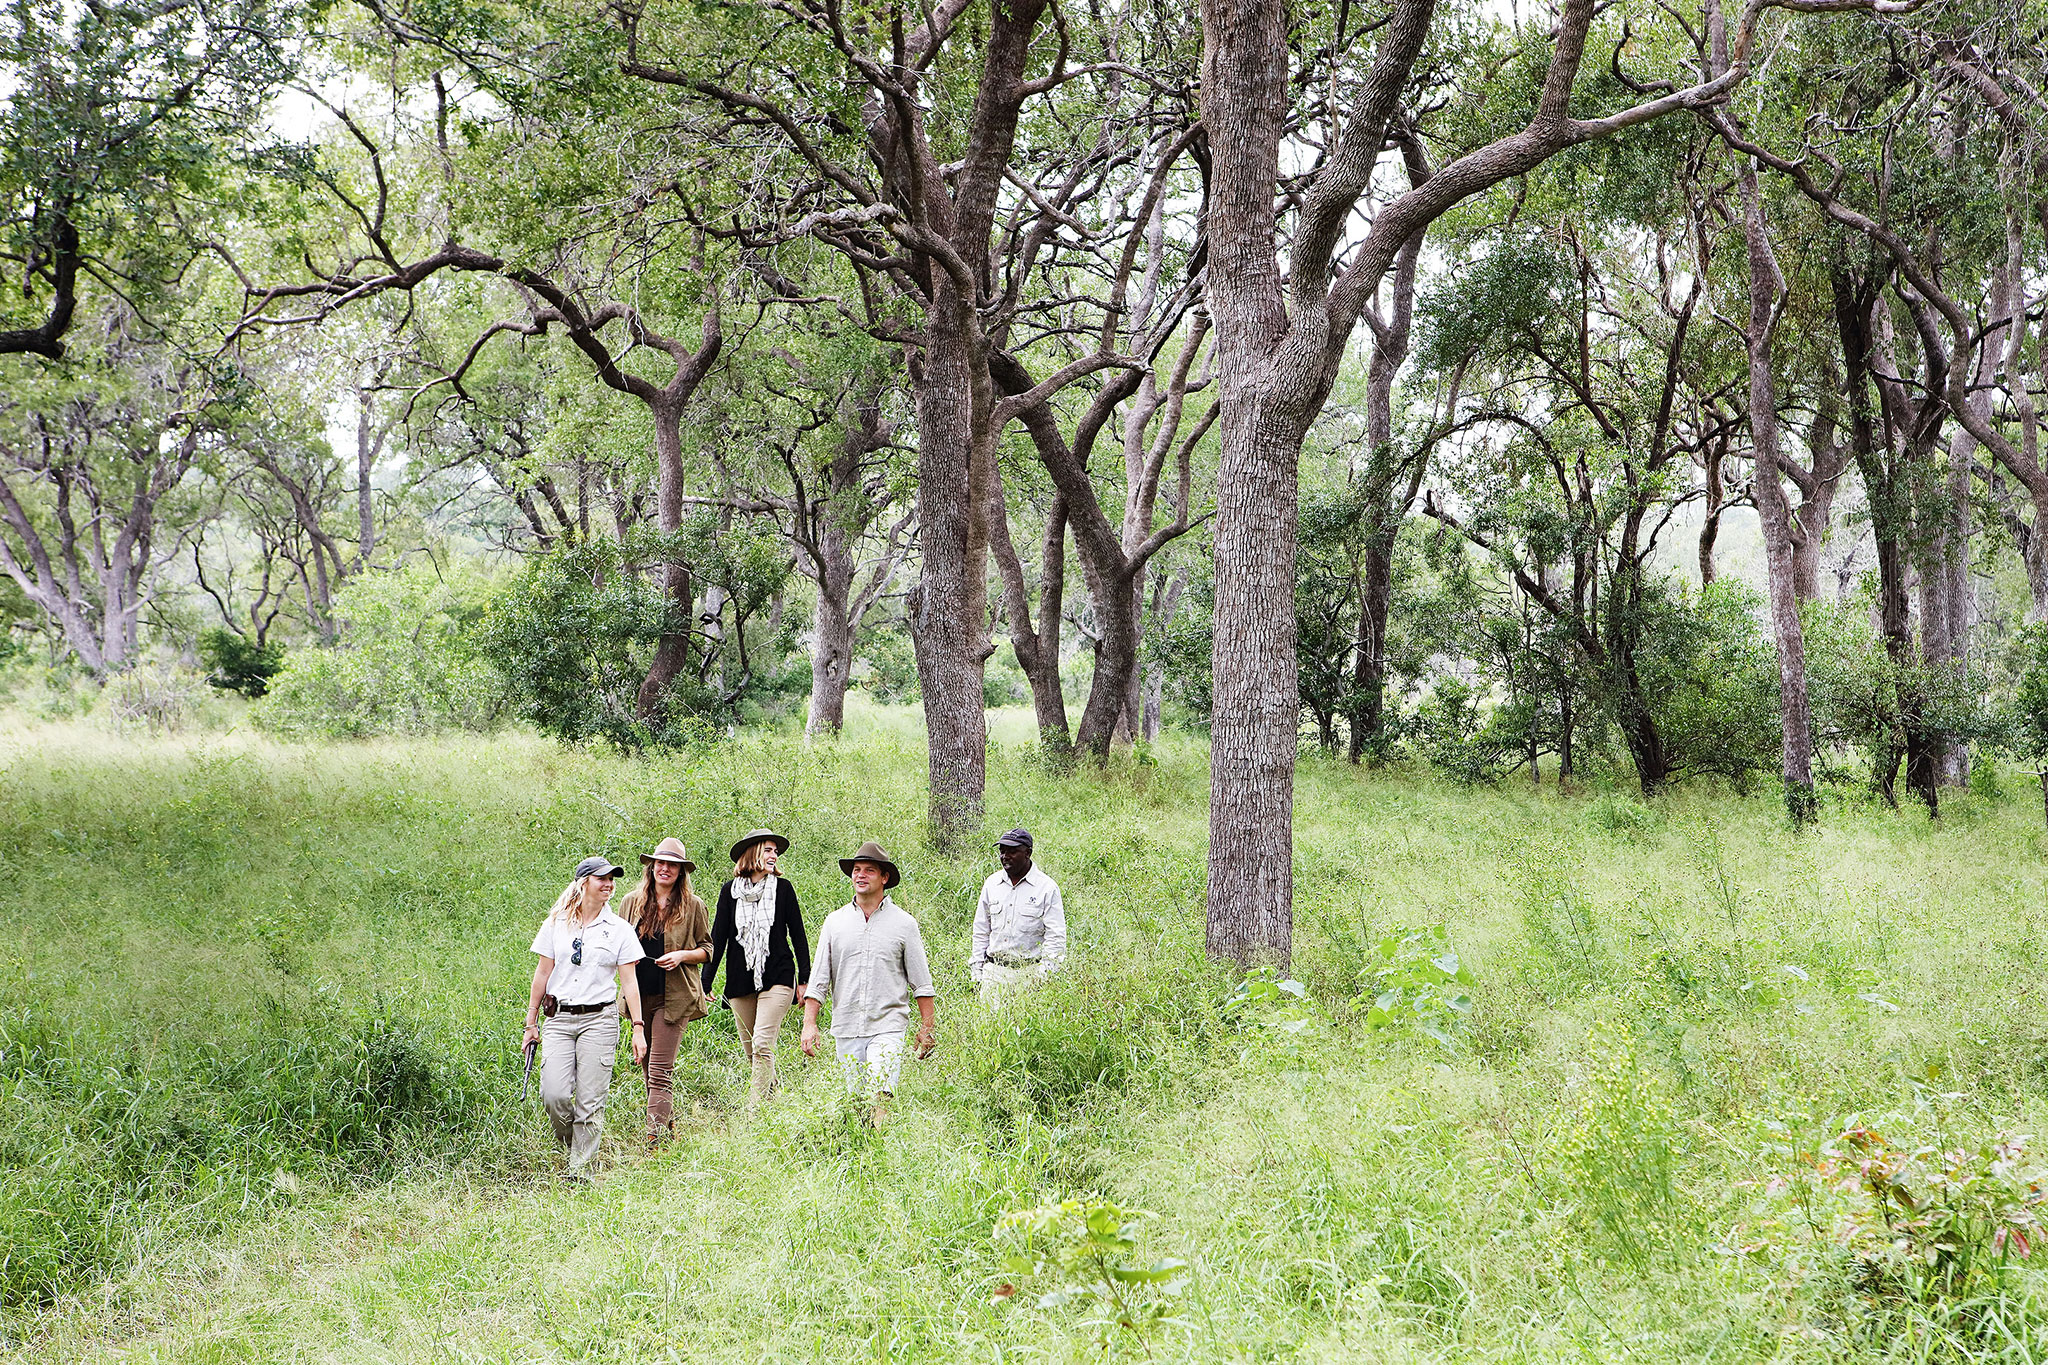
[978,961,1042,1008]
[644,1008,686,1136]
[541,1010,618,1172]
[731,985,794,1107]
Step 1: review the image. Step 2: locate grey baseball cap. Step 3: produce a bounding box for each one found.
[574,855,626,879]
[995,827,1033,849]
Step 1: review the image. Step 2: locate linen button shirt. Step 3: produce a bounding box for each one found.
[969,864,1066,981]
[531,907,645,1007]
[805,898,935,1040]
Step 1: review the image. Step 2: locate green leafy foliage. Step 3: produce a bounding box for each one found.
[1736,1115,2048,1313]
[1350,925,1475,1048]
[257,563,503,738]
[993,1197,1188,1352]
[197,627,284,698]
[2005,625,2048,776]
[475,536,683,749]
[1224,965,1320,1036]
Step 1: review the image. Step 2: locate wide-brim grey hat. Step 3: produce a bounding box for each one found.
[574,855,626,880]
[729,828,790,863]
[837,840,901,889]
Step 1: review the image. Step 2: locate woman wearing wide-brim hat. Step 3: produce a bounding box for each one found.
[702,828,810,1107]
[615,837,713,1140]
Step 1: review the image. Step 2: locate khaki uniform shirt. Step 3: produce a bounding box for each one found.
[969,865,1066,980]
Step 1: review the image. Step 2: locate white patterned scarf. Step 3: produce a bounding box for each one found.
[731,874,777,976]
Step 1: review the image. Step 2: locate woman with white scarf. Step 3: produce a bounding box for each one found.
[703,828,810,1107]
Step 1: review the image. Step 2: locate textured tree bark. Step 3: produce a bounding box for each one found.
[807,580,854,738]
[1346,226,1427,764]
[909,304,991,839]
[354,386,384,571]
[1832,262,1937,815]
[989,469,1073,756]
[1206,399,1308,965]
[1737,161,1818,824]
[637,398,695,719]
[1698,441,1725,586]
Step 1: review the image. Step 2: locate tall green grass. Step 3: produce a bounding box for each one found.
[3,720,2046,1361]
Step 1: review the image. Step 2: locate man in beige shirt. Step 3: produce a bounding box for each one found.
[800,840,936,1124]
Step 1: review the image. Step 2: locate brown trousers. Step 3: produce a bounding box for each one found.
[644,1007,687,1136]
[731,985,794,1108]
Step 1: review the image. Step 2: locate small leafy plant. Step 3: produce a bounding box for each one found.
[1732,1117,2045,1307]
[1350,924,1474,1047]
[1223,965,1319,1035]
[993,1198,1188,1356]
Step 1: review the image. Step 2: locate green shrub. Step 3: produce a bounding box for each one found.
[1349,925,1475,1048]
[197,627,284,698]
[257,562,504,738]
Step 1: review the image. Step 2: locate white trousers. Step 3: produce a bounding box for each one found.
[541,1010,618,1172]
[835,1032,906,1099]
[977,962,1043,1008]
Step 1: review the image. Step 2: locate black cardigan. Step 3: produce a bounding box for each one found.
[702,876,811,999]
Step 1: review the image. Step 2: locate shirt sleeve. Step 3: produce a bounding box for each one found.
[702,886,733,997]
[806,915,834,1004]
[1041,878,1067,972]
[903,920,935,1000]
[783,880,812,982]
[530,918,554,958]
[968,878,993,980]
[614,921,646,965]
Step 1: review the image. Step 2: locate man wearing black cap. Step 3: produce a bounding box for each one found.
[969,828,1066,1006]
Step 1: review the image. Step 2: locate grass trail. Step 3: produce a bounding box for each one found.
[3,719,2046,1361]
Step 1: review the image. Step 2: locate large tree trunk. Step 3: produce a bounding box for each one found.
[355,388,380,569]
[1205,399,1306,965]
[909,308,990,840]
[1739,164,1818,824]
[637,399,692,719]
[807,581,855,738]
[1833,264,1938,816]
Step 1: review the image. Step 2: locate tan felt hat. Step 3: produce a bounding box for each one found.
[640,836,695,872]
[837,840,901,889]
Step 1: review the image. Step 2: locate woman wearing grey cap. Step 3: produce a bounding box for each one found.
[522,856,648,1176]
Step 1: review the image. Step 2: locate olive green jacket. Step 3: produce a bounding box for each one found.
[643,892,713,1024]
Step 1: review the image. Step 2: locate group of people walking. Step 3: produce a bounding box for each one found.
[521,826,1067,1176]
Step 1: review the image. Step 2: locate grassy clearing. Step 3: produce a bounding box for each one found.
[3,717,2046,1361]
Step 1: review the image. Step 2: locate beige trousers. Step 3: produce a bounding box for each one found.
[978,962,1043,1008]
[731,985,795,1107]
[540,1010,617,1173]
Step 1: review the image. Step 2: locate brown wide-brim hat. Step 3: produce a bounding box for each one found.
[837,840,901,889]
[640,836,696,872]
[729,828,790,864]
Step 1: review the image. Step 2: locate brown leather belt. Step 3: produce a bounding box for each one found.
[555,1000,614,1015]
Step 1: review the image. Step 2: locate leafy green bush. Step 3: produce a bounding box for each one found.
[1738,1115,2047,1313]
[257,562,503,738]
[1224,965,1320,1036]
[476,537,677,749]
[197,627,283,698]
[1349,925,1475,1048]
[1628,581,1781,788]
[994,1197,1188,1353]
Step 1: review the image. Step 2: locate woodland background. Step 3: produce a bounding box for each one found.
[4,0,2048,1357]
